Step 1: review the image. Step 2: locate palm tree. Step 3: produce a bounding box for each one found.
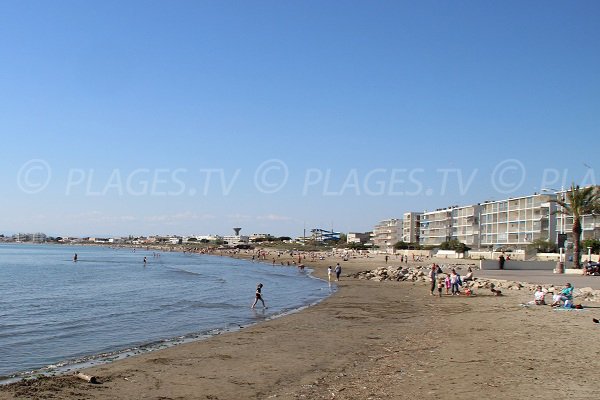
[553,184,600,268]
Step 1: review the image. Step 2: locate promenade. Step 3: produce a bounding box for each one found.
[477,269,600,290]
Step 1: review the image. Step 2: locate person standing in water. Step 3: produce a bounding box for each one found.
[143,256,147,266]
[251,283,267,309]
[73,253,78,262]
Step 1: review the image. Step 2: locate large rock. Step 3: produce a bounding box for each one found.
[348,265,600,302]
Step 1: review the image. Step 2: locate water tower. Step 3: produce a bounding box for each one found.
[233,228,242,236]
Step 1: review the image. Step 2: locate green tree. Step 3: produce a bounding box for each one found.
[439,239,470,253]
[394,241,422,250]
[393,241,410,250]
[554,184,600,268]
[581,238,600,255]
[347,242,368,250]
[454,242,471,253]
[339,233,347,243]
[528,239,558,253]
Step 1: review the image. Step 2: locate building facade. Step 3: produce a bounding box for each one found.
[479,194,556,249]
[347,232,372,244]
[372,218,403,253]
[419,209,453,247]
[451,205,481,247]
[402,212,421,243]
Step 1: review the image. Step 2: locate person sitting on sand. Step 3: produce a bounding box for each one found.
[534,286,546,305]
[463,267,474,282]
[552,283,573,307]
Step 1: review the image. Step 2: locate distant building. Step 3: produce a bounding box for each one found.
[402,212,421,243]
[223,235,249,246]
[13,233,47,243]
[92,237,113,244]
[249,233,274,242]
[451,204,481,248]
[420,209,453,247]
[347,232,371,244]
[168,237,182,245]
[372,219,402,253]
[479,193,556,249]
[223,228,249,247]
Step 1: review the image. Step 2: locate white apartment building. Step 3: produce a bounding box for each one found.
[419,208,453,246]
[479,193,556,249]
[402,212,421,243]
[451,204,481,247]
[223,235,250,246]
[372,219,403,253]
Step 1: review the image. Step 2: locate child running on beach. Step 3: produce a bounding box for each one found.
[251,283,267,309]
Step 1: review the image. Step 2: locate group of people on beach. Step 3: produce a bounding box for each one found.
[428,264,474,297]
[327,263,342,282]
[528,283,575,308]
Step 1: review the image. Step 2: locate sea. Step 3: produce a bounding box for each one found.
[0,244,332,382]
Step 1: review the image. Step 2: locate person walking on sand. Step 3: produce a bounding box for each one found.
[334,263,342,281]
[327,266,333,282]
[251,283,267,308]
[428,264,437,296]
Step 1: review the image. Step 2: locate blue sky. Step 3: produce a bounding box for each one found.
[1,0,598,237]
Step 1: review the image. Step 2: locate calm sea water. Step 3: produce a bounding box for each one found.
[0,244,331,380]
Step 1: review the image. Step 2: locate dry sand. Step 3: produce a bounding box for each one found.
[2,253,600,399]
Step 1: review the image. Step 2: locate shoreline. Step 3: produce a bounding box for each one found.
[0,248,333,385]
[2,251,600,399]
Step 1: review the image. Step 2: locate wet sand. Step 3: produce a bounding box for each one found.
[2,254,599,399]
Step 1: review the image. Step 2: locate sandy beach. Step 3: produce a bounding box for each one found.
[2,252,600,399]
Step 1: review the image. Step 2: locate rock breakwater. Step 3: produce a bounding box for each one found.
[349,265,600,302]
